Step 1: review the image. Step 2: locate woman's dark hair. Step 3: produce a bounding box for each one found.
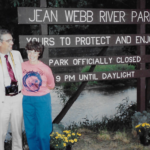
[25,40,44,59]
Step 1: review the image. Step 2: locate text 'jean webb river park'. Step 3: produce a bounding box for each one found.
[19,8,150,47]
[28,9,150,23]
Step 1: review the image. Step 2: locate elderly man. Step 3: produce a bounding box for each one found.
[0,29,23,150]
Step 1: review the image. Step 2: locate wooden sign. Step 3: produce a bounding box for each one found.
[54,70,150,83]
[17,0,148,112]
[48,55,150,67]
[18,8,150,24]
[19,34,150,48]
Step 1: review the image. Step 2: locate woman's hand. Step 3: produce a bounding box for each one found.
[47,84,54,90]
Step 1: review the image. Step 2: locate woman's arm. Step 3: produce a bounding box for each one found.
[46,66,55,90]
[47,84,54,90]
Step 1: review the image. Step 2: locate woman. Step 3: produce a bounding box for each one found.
[22,41,55,150]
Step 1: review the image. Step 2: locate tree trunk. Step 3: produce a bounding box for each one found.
[53,46,108,123]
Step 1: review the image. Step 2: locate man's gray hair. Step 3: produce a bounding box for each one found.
[0,29,12,40]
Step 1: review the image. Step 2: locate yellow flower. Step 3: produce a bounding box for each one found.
[63,143,66,147]
[72,133,75,136]
[50,132,55,136]
[69,140,74,143]
[57,134,62,138]
[64,137,68,142]
[56,145,58,146]
[141,123,150,128]
[135,122,150,131]
[139,130,141,132]
[74,139,77,142]
[135,124,141,128]
[71,140,74,143]
[77,133,81,136]
[63,130,71,134]
[67,134,71,137]
[145,123,150,127]
[55,136,59,139]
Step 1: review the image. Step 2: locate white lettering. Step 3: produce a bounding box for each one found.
[65,10,93,22]
[131,11,150,22]
[99,11,125,22]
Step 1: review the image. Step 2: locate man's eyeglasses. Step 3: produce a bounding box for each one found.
[0,39,15,43]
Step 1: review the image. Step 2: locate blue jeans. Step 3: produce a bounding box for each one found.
[23,93,52,150]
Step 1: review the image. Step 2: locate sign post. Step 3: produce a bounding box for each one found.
[137,0,146,111]
[40,0,49,65]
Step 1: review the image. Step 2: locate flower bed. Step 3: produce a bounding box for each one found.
[50,130,81,150]
[135,123,150,146]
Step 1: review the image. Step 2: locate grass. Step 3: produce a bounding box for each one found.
[113,131,130,144]
[71,128,150,150]
[97,130,111,141]
[66,98,149,150]
[5,98,147,150]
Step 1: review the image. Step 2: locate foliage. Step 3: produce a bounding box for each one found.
[4,131,28,150]
[62,82,81,92]
[0,0,39,55]
[47,0,137,35]
[47,0,137,8]
[67,97,136,132]
[10,0,39,7]
[60,80,99,97]
[135,123,150,146]
[5,127,81,150]
[48,0,67,8]
[47,0,89,34]
[81,64,135,73]
[0,0,138,55]
[61,82,81,96]
[4,140,12,150]
[122,46,137,55]
[61,64,135,97]
[22,131,28,148]
[81,64,135,86]
[131,111,150,128]
[135,123,150,136]
[60,64,135,95]
[55,86,70,105]
[53,123,65,134]
[50,130,81,150]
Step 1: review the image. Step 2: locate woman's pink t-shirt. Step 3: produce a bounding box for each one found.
[22,61,55,96]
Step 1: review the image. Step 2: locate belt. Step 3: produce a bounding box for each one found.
[6,91,21,97]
